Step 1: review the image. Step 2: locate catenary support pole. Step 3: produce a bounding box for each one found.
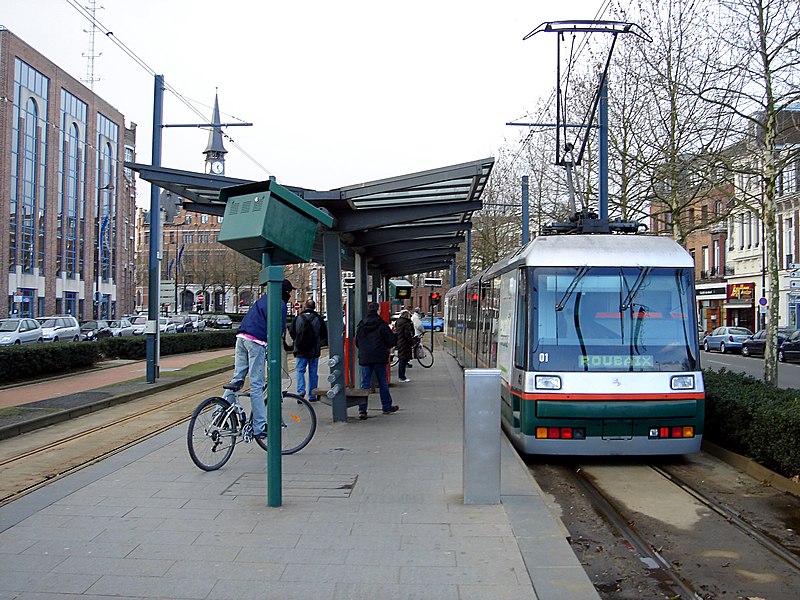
[521,175,530,245]
[146,75,164,383]
[599,75,608,220]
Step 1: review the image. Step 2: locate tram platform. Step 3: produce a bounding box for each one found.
[0,346,599,600]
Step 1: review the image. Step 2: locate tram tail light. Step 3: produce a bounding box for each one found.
[649,425,695,439]
[535,427,585,440]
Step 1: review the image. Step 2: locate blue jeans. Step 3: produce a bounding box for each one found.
[224,337,266,436]
[295,357,319,399]
[359,364,392,412]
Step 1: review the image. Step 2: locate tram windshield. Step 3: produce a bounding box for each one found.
[530,266,699,372]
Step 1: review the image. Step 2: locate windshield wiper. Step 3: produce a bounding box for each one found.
[620,267,652,311]
[556,266,590,311]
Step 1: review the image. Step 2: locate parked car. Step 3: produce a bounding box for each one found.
[421,316,444,332]
[107,318,135,337]
[127,315,147,335]
[187,314,205,332]
[778,330,800,362]
[0,318,43,345]
[80,320,113,341]
[159,317,177,334]
[38,315,81,342]
[702,326,754,353]
[169,315,194,333]
[741,328,795,358]
[206,314,233,329]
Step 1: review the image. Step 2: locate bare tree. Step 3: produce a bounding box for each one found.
[609,0,737,243]
[700,0,800,385]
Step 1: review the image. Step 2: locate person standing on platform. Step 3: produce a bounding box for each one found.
[394,309,415,383]
[355,302,399,420]
[289,298,327,401]
[223,279,293,439]
[411,307,425,337]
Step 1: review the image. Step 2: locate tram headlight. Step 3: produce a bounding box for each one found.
[670,375,695,390]
[535,375,562,390]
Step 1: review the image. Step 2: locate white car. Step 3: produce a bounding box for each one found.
[108,318,135,337]
[128,315,147,335]
[187,314,205,332]
[38,315,81,342]
[0,318,43,345]
[159,317,177,334]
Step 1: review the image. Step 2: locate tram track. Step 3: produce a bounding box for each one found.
[529,454,800,599]
[0,376,228,508]
[650,464,800,574]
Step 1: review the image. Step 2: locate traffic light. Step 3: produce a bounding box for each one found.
[430,292,441,307]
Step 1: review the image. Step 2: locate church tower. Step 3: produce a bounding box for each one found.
[203,92,227,175]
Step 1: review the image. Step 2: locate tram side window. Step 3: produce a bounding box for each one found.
[514,270,527,368]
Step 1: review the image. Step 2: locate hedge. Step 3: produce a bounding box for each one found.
[703,368,800,479]
[0,330,236,384]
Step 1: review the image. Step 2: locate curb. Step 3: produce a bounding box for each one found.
[702,439,800,498]
[0,364,232,441]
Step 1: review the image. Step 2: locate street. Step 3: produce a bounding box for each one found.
[700,350,800,389]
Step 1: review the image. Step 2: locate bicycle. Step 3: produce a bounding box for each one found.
[187,384,317,471]
[390,334,434,369]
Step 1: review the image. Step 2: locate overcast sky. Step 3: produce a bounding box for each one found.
[3,0,609,204]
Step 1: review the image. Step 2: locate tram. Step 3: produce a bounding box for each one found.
[444,233,704,455]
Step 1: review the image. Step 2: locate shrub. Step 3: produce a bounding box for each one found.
[704,368,800,478]
[0,331,236,384]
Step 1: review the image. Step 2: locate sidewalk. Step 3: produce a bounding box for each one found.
[0,349,599,600]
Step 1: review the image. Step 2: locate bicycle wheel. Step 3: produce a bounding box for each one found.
[416,344,434,368]
[390,347,399,367]
[254,391,317,455]
[187,397,238,471]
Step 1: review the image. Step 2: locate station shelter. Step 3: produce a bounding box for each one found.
[129,158,494,421]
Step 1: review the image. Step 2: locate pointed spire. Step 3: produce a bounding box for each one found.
[204,90,227,155]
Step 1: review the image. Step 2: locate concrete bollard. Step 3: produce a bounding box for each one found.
[463,368,501,504]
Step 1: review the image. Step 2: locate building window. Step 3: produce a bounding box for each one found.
[701,205,708,225]
[728,216,734,250]
[739,214,745,250]
[59,90,87,280]
[712,240,720,275]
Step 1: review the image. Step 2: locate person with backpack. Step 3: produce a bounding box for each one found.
[289,299,328,401]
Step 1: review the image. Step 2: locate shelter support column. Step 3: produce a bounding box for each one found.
[323,232,347,422]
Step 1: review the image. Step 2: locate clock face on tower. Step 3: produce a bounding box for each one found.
[211,161,224,174]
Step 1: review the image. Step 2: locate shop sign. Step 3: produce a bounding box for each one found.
[727,282,755,301]
[697,286,726,297]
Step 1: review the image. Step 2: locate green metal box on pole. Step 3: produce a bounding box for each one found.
[217,179,332,508]
[218,180,331,268]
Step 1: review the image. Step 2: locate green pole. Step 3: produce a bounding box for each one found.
[262,253,283,507]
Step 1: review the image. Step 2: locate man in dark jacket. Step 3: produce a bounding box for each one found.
[289,299,327,401]
[355,302,399,420]
[223,279,292,439]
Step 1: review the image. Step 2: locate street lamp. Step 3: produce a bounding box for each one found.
[97,182,114,319]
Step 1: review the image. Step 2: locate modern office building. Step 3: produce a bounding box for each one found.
[0,27,136,320]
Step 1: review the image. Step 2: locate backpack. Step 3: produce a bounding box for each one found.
[293,313,317,353]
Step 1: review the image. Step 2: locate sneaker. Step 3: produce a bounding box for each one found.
[407,363,413,368]
[382,406,400,414]
[359,411,368,420]
[399,377,411,383]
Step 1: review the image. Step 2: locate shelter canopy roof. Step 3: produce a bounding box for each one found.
[129,157,494,277]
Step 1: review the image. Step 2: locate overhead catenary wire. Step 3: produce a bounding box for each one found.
[63,0,273,178]
[498,0,612,181]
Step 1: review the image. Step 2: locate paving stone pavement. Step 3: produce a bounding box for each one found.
[0,348,599,600]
